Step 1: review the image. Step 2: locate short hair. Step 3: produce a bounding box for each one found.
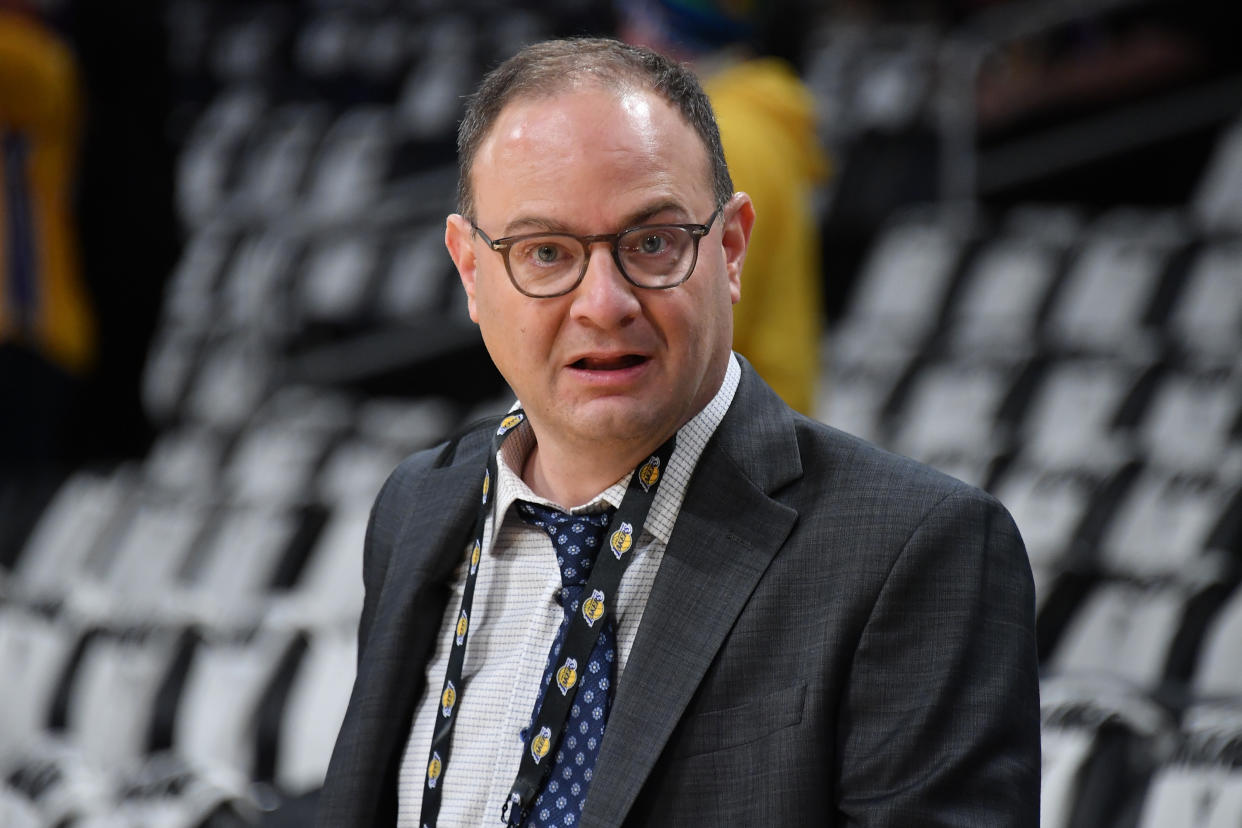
[455,37,733,220]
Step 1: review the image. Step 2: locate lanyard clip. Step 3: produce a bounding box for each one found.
[501,790,527,826]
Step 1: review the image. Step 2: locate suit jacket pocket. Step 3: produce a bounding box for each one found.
[669,682,806,759]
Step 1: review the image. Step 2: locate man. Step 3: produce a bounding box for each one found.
[319,38,1039,827]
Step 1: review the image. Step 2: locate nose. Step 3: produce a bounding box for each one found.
[569,241,641,328]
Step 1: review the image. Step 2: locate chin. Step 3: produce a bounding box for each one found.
[568,399,674,447]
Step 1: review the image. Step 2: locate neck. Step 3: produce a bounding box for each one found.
[522,436,662,509]
[518,353,732,506]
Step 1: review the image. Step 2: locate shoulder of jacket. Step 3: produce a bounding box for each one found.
[791,414,982,500]
[378,414,501,482]
[373,415,501,512]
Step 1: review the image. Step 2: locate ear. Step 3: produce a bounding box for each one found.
[720,192,754,306]
[445,213,481,323]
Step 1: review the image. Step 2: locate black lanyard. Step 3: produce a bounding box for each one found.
[420,411,676,827]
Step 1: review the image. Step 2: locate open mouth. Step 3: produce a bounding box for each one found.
[572,354,648,371]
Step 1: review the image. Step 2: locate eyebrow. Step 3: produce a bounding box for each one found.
[500,200,690,237]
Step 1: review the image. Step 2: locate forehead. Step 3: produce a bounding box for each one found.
[471,84,713,226]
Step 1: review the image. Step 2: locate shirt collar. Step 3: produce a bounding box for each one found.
[490,352,741,546]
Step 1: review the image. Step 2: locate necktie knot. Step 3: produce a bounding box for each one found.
[515,501,614,590]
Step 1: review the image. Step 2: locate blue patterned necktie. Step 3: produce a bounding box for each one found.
[514,501,617,827]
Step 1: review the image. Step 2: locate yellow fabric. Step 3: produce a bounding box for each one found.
[706,57,828,415]
[0,11,94,373]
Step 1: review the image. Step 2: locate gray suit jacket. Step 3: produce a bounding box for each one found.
[318,359,1040,826]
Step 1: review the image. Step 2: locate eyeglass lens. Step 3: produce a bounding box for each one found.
[508,226,696,295]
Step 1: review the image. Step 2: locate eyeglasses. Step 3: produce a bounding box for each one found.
[470,208,722,298]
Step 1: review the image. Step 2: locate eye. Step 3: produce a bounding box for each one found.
[512,237,576,269]
[624,228,679,258]
[639,234,669,254]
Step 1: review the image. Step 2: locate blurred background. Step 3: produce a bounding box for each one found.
[2,0,1241,824]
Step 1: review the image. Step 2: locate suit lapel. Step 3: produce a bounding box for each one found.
[345,453,486,824]
[583,365,802,827]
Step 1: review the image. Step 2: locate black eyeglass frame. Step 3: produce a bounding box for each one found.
[470,207,723,298]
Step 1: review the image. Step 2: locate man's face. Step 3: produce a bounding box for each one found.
[446,84,752,454]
